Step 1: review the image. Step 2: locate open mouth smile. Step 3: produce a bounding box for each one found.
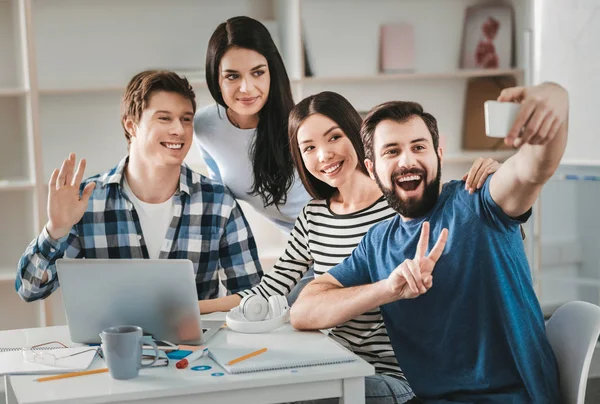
[321,161,344,176]
[161,142,184,150]
[395,173,423,192]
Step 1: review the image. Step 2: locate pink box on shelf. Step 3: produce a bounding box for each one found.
[379,22,415,74]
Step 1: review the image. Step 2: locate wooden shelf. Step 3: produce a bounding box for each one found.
[444,150,514,164]
[39,80,208,95]
[36,69,523,94]
[0,180,35,192]
[300,68,524,85]
[0,88,28,97]
[0,271,16,283]
[39,85,126,95]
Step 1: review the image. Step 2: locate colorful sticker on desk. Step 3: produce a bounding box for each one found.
[191,365,212,371]
[211,372,224,377]
[167,350,193,360]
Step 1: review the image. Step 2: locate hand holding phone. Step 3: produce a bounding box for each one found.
[484,100,521,138]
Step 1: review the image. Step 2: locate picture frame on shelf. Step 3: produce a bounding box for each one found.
[459,4,514,69]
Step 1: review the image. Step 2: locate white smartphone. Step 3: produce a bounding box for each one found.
[484,100,521,138]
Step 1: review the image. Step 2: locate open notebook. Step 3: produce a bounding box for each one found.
[0,347,99,376]
[208,326,357,374]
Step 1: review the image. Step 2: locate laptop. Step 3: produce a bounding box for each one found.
[56,259,224,344]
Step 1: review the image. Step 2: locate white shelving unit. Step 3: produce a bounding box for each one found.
[299,68,524,84]
[0,88,28,96]
[0,180,35,191]
[37,68,524,94]
[0,0,46,331]
[2,0,598,331]
[0,272,16,282]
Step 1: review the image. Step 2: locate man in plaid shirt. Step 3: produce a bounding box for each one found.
[16,70,262,303]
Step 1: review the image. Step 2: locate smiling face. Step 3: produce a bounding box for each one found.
[365,117,443,218]
[125,91,194,168]
[297,114,360,190]
[218,47,270,120]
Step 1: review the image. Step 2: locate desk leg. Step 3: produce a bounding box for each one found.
[340,376,364,404]
[4,376,17,404]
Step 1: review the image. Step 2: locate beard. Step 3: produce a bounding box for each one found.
[374,157,442,218]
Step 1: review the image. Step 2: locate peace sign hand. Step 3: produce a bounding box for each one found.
[385,222,448,300]
[46,153,96,240]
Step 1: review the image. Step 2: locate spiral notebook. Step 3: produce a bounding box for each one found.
[208,326,357,374]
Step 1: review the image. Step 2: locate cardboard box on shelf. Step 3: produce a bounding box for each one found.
[463,76,516,151]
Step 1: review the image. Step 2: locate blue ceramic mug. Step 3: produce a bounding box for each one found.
[100,325,159,380]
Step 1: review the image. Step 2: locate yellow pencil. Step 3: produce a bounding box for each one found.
[36,367,109,382]
[227,348,267,366]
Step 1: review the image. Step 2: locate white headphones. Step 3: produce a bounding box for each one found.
[225,295,290,333]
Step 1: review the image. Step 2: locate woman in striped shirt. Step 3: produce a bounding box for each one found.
[201,91,499,403]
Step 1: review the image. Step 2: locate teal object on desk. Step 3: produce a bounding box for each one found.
[167,350,193,360]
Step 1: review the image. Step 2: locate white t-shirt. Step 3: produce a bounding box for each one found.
[122,177,174,259]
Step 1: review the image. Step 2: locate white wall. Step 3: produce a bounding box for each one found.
[537,167,600,309]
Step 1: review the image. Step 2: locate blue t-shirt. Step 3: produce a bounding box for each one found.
[329,178,559,404]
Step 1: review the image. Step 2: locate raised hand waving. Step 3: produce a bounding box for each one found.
[46,153,96,240]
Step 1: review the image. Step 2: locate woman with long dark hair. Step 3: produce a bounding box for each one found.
[195,16,309,232]
[200,91,500,403]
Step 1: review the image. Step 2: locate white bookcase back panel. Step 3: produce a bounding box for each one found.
[0,0,21,89]
[0,190,35,271]
[0,96,32,181]
[33,0,277,91]
[0,282,44,330]
[39,93,125,180]
[301,79,471,156]
[302,0,509,78]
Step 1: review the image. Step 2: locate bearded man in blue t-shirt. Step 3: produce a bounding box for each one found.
[291,82,568,404]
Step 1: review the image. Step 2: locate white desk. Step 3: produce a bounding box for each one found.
[1,319,374,404]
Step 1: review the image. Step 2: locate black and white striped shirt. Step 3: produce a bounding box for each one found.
[238,196,404,379]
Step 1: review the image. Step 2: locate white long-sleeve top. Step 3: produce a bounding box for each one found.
[194,103,310,233]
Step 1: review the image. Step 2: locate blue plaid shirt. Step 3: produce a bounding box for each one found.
[16,157,263,302]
